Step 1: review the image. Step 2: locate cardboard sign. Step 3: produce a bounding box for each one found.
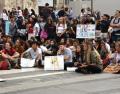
[76,24,96,39]
[44,55,64,70]
[21,58,35,68]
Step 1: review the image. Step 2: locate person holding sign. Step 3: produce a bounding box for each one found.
[57,42,73,70]
[21,41,42,68]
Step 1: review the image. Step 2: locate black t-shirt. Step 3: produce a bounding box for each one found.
[100,20,110,33]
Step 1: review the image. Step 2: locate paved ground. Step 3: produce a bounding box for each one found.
[0,68,120,94]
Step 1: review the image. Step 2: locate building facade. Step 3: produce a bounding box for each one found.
[69,0,120,16]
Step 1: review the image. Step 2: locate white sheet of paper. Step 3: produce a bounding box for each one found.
[21,58,35,68]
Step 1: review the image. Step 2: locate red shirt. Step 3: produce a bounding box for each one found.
[2,48,16,56]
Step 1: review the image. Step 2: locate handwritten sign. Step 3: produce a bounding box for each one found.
[44,56,64,70]
[76,24,96,39]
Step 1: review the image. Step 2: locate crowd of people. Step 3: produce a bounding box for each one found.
[0,3,120,74]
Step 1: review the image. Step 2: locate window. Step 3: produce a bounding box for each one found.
[53,0,57,5]
[65,0,69,5]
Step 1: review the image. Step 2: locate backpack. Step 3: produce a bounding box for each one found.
[40,29,48,39]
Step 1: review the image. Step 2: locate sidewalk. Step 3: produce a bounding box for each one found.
[0,68,40,75]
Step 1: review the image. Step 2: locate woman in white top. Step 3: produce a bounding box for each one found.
[1,9,9,21]
[33,19,41,40]
[56,17,67,41]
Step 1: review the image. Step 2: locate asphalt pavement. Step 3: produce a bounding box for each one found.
[0,68,120,94]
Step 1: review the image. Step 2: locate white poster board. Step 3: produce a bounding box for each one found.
[44,56,64,71]
[37,0,53,7]
[21,58,35,68]
[76,24,96,39]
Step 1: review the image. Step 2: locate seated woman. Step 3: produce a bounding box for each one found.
[73,45,83,67]
[111,41,120,64]
[75,41,103,74]
[1,42,20,69]
[104,41,120,73]
[14,39,25,56]
[100,41,111,69]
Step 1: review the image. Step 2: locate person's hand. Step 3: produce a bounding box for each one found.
[9,56,15,61]
[81,64,88,67]
[74,62,82,67]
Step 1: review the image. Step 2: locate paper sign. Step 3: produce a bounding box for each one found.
[76,24,96,39]
[44,55,64,70]
[21,58,35,68]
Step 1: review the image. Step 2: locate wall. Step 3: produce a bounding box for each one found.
[69,0,120,16]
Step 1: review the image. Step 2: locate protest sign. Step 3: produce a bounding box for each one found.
[76,24,96,39]
[21,58,35,68]
[44,55,64,70]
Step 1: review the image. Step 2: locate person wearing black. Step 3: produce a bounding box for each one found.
[46,40,58,56]
[100,14,110,39]
[41,3,51,21]
[44,18,56,39]
[73,45,83,67]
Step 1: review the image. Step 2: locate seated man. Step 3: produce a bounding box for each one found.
[57,43,73,70]
[21,41,42,68]
[1,42,20,69]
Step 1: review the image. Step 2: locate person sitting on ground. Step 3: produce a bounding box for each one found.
[104,41,120,73]
[73,45,83,67]
[110,41,120,65]
[57,42,73,70]
[21,41,42,68]
[75,41,103,74]
[1,42,20,69]
[100,41,111,69]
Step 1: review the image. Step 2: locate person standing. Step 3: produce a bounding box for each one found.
[41,3,51,21]
[57,43,73,70]
[110,10,120,42]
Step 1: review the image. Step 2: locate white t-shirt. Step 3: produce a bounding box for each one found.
[1,13,8,21]
[25,48,42,59]
[34,23,40,36]
[56,24,67,34]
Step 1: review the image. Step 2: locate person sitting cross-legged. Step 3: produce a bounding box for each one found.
[1,42,20,69]
[21,41,42,68]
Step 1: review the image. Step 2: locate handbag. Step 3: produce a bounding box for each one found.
[40,30,48,39]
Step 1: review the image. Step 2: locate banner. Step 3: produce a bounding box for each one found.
[76,24,96,39]
[44,55,64,71]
